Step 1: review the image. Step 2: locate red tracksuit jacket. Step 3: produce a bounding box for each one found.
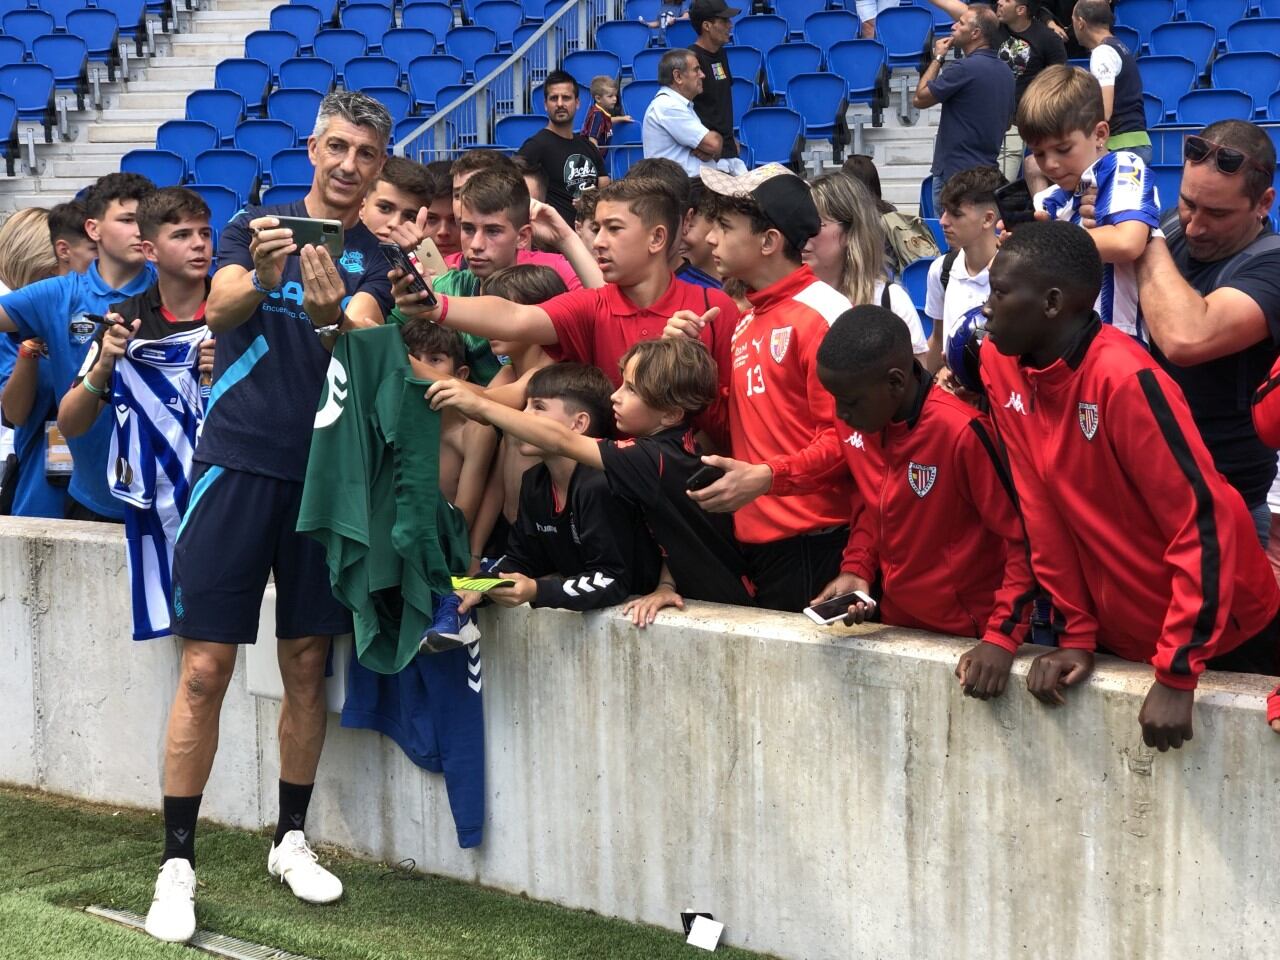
[980,319,1280,691]
[770,368,1036,644]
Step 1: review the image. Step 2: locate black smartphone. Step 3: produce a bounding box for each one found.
[273,215,344,259]
[803,590,876,626]
[379,241,439,308]
[995,179,1037,227]
[686,463,725,491]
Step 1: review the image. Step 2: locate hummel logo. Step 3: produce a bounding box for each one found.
[750,336,764,354]
[289,813,304,828]
[843,432,864,449]
[563,572,614,597]
[1004,391,1027,415]
[166,397,182,408]
[172,829,190,843]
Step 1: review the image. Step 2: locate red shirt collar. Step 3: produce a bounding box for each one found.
[159,300,207,324]
[745,265,820,313]
[601,272,683,317]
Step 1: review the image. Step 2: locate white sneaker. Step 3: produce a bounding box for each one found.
[144,858,196,943]
[267,830,343,904]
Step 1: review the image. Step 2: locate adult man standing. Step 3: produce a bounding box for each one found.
[518,70,609,227]
[1072,0,1151,165]
[143,91,395,944]
[642,49,725,177]
[913,5,1015,216]
[1133,120,1280,545]
[688,0,747,177]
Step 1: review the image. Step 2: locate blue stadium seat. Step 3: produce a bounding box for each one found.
[1184,0,1247,47]
[401,0,454,38]
[392,115,440,154]
[620,79,658,120]
[739,106,801,167]
[472,52,507,85]
[563,50,620,89]
[445,26,497,80]
[609,142,644,180]
[33,34,89,111]
[765,43,821,100]
[1210,52,1280,118]
[234,118,297,169]
[919,174,934,218]
[494,113,545,149]
[912,0,953,29]
[595,21,650,76]
[632,48,664,83]
[1225,18,1280,54]
[313,29,368,81]
[1271,90,1280,121]
[193,148,260,205]
[42,0,86,31]
[0,93,19,175]
[244,30,299,82]
[1148,21,1217,76]
[341,4,393,52]
[270,147,313,185]
[665,20,696,48]
[734,15,786,53]
[365,85,411,124]
[290,0,336,14]
[779,0,828,39]
[1112,0,1174,51]
[804,10,859,58]
[724,45,761,85]
[730,76,754,129]
[1261,0,1280,16]
[267,87,325,143]
[156,119,219,173]
[1111,24,1141,55]
[1148,164,1181,212]
[923,217,946,250]
[1176,89,1254,127]
[611,118,640,145]
[121,149,185,187]
[1,10,54,53]
[343,56,400,90]
[262,183,310,205]
[827,39,887,118]
[408,54,464,110]
[215,58,271,117]
[623,0,659,24]
[1142,92,1163,130]
[96,0,146,52]
[66,9,122,82]
[519,0,545,22]
[278,57,335,92]
[191,184,240,236]
[786,72,847,143]
[874,6,933,70]
[0,36,23,70]
[1138,56,1197,123]
[383,29,436,79]
[0,63,53,139]
[472,0,523,49]
[900,256,934,315]
[186,88,245,145]
[434,83,480,145]
[269,5,323,52]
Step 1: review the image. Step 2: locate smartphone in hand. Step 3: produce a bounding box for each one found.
[686,463,725,491]
[379,241,439,308]
[803,590,876,626]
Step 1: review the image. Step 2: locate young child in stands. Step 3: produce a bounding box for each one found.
[430,337,754,624]
[582,76,632,150]
[1017,64,1159,344]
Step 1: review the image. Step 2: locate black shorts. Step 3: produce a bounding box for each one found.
[745,526,849,613]
[170,463,352,644]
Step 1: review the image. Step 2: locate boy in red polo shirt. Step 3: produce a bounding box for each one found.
[391,177,738,447]
[665,164,856,611]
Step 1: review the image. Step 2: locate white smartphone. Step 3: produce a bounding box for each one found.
[803,590,877,626]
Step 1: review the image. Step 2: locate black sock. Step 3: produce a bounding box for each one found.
[274,780,314,845]
[161,794,202,866]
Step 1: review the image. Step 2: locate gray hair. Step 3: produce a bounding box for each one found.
[312,90,393,146]
[658,48,696,87]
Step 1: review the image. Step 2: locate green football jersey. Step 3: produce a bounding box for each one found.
[297,324,470,674]
[387,268,505,386]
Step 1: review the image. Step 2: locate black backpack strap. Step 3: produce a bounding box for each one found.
[940,248,960,292]
[880,282,891,309]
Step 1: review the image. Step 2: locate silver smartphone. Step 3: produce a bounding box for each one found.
[273,216,344,260]
[803,590,877,626]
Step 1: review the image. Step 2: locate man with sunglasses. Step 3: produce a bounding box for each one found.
[1131,120,1280,547]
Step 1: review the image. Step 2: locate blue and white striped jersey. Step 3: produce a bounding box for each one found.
[1035,150,1161,344]
[109,326,209,640]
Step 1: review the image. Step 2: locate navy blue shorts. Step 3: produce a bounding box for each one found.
[170,463,352,644]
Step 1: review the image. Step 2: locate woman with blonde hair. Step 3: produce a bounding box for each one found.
[803,173,929,360]
[0,206,67,517]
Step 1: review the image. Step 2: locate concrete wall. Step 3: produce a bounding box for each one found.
[2,519,1278,960]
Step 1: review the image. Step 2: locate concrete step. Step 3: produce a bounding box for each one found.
[166,36,245,58]
[110,91,193,111]
[48,157,128,179]
[189,15,270,34]
[88,122,164,142]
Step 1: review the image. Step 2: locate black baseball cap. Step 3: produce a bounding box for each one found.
[699,163,820,252]
[690,0,742,19]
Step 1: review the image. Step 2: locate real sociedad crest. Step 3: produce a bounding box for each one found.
[1078,402,1099,440]
[908,461,937,498]
[770,326,793,363]
[338,249,364,274]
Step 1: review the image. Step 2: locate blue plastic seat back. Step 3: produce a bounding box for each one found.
[1270,90,1280,122]
[270,147,314,185]
[595,20,650,69]
[262,182,310,205]
[632,48,665,83]
[1184,0,1248,43]
[734,15,786,53]
[42,0,86,31]
[215,58,272,115]
[0,63,52,117]
[804,10,859,56]
[343,56,400,90]
[665,20,696,48]
[765,43,821,97]
[383,29,436,77]
[267,87,325,142]
[186,88,245,143]
[609,142,643,180]
[739,107,801,165]
[779,0,828,38]
[402,1,454,37]
[900,256,934,315]
[611,118,640,145]
[0,36,23,70]
[1177,89,1255,127]
[874,6,933,67]
[724,45,762,85]
[97,0,145,36]
[365,85,412,124]
[731,76,754,129]
[1138,56,1196,122]
[1261,0,1280,17]
[278,57,336,93]
[234,118,298,167]
[563,50,620,89]
[1211,52,1280,116]
[1112,0,1175,50]
[408,54,464,108]
[67,9,120,61]
[1142,92,1163,130]
[340,3,394,50]
[624,0,660,24]
[828,39,886,99]
[270,5,323,50]
[786,72,846,135]
[1,10,54,51]
[1148,21,1216,76]
[1148,163,1181,212]
[193,148,260,203]
[156,119,220,169]
[1226,18,1280,54]
[620,79,659,120]
[32,35,88,87]
[313,29,368,78]
[445,25,497,79]
[121,148,186,187]
[244,30,300,81]
[472,0,523,47]
[494,113,545,149]
[191,184,241,237]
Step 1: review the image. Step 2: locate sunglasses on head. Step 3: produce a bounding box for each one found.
[1184,135,1270,177]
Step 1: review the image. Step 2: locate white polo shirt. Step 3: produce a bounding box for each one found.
[924,247,992,346]
[642,86,713,177]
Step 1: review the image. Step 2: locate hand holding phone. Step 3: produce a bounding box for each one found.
[380,241,439,308]
[274,216,344,260]
[686,463,725,491]
[803,590,877,626]
[995,179,1037,228]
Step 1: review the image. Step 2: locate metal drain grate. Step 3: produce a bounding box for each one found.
[85,905,317,960]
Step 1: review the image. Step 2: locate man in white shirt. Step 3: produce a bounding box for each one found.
[642,49,746,176]
[923,165,1002,373]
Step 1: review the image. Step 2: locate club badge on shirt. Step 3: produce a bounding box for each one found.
[1078,402,1099,440]
[908,461,937,498]
[769,326,792,363]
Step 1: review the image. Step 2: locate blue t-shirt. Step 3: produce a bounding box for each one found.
[927,48,1016,182]
[0,337,69,518]
[195,201,394,481]
[0,261,156,518]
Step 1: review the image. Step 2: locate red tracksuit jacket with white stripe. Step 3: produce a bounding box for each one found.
[770,368,1036,644]
[980,318,1280,691]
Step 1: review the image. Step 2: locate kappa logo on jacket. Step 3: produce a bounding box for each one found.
[843,432,864,450]
[1078,402,1099,440]
[907,461,937,498]
[1004,391,1027,415]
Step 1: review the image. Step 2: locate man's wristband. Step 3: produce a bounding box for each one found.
[82,377,109,399]
[17,344,40,360]
[436,293,449,325]
[250,269,281,295]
